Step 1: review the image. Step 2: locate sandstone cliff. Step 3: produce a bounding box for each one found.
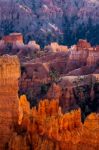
[0,55,20,149]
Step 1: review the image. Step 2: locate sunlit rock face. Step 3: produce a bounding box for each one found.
[0,55,20,149]
[66,40,99,74]
[28,41,40,52]
[0,33,41,61]
[0,33,24,55]
[77,39,91,50]
[3,33,23,44]
[8,97,99,150]
[45,42,68,52]
[0,34,99,72]
[66,40,89,73]
[87,50,99,65]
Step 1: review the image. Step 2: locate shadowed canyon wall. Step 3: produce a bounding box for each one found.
[0,55,20,149]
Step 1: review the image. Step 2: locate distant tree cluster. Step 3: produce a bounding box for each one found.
[0,0,99,47]
[73,75,99,123]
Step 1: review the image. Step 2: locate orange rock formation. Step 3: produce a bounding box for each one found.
[45,42,68,52]
[77,39,91,50]
[8,96,99,150]
[0,55,20,149]
[3,33,23,44]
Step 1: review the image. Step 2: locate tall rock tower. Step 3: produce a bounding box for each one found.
[0,55,20,149]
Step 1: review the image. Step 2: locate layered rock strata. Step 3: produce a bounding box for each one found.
[3,33,23,44]
[0,55,20,149]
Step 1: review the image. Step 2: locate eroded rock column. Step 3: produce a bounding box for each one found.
[0,55,20,149]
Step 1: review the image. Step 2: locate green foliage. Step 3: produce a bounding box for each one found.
[26,87,34,101]
[40,83,50,95]
[73,75,97,123]
[62,16,99,46]
[49,68,60,84]
[5,42,13,53]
